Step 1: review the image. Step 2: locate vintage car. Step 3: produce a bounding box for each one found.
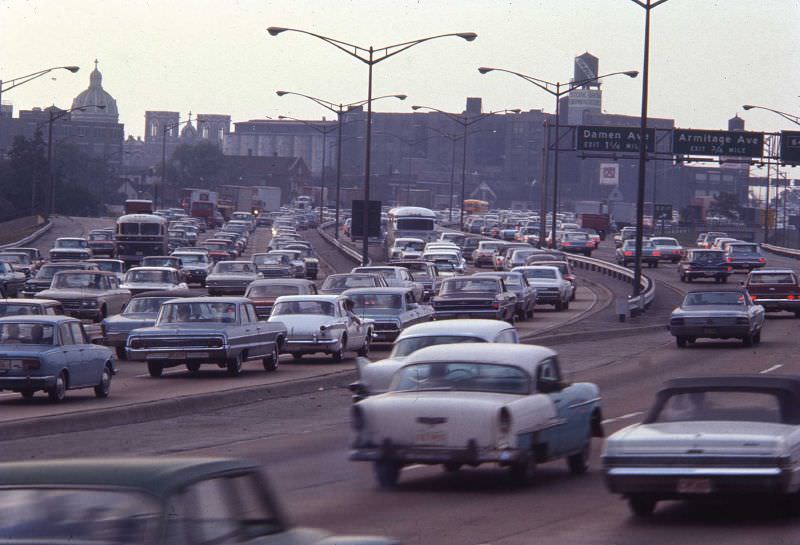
[432,275,517,322]
[319,273,388,295]
[745,268,800,317]
[101,289,204,360]
[252,252,294,279]
[206,260,259,296]
[88,258,125,283]
[0,298,63,317]
[140,255,183,271]
[283,242,321,280]
[201,239,235,261]
[512,265,573,311]
[121,266,187,295]
[472,240,507,268]
[49,237,92,261]
[616,239,661,268]
[503,248,541,271]
[557,231,594,256]
[87,230,116,257]
[649,237,684,263]
[390,237,426,260]
[474,271,537,321]
[268,249,306,278]
[421,251,465,276]
[268,295,373,361]
[391,260,440,301]
[603,375,800,517]
[352,266,425,303]
[127,297,287,376]
[0,457,399,545]
[725,241,766,271]
[669,288,766,347]
[351,319,520,398]
[678,248,732,283]
[493,243,531,271]
[171,250,213,286]
[5,247,44,269]
[245,278,317,320]
[526,259,577,300]
[20,261,98,297]
[0,251,35,277]
[0,315,114,401]
[343,287,433,343]
[0,261,26,298]
[350,343,603,487]
[36,270,130,322]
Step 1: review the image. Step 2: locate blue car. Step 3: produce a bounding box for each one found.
[0,316,114,402]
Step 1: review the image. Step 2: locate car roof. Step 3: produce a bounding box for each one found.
[126,266,177,272]
[660,375,800,402]
[404,343,555,371]
[397,319,514,340]
[750,268,794,274]
[0,457,258,498]
[273,294,341,303]
[54,270,118,276]
[132,289,206,299]
[0,315,78,324]
[685,287,749,295]
[162,296,251,304]
[249,278,315,286]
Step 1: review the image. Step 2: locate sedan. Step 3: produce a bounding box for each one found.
[343,287,433,343]
[513,266,573,311]
[669,288,765,347]
[650,236,684,263]
[432,275,517,322]
[121,266,187,295]
[205,261,259,296]
[474,271,536,321]
[616,239,661,267]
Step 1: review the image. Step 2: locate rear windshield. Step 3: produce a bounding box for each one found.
[390,335,486,358]
[441,278,499,294]
[683,291,746,306]
[690,251,724,263]
[652,390,785,424]
[749,273,796,284]
[247,285,301,297]
[730,244,759,255]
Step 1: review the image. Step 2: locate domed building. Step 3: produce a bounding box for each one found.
[71,60,119,123]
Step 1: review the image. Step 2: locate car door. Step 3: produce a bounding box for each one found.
[71,321,103,385]
[58,322,88,387]
[536,357,570,457]
[341,299,365,350]
[241,303,266,357]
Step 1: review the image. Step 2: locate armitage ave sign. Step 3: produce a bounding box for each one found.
[673,129,763,157]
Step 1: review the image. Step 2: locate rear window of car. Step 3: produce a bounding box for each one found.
[652,390,783,424]
[391,362,530,395]
[748,273,796,284]
[729,244,759,255]
[690,251,724,263]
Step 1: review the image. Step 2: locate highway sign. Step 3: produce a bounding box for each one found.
[577,126,655,153]
[654,203,673,221]
[351,199,382,238]
[780,131,800,164]
[673,129,763,157]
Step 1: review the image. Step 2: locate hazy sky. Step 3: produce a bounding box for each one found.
[2,0,799,141]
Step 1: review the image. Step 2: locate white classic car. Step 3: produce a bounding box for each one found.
[120,266,187,296]
[603,375,800,517]
[268,295,374,361]
[512,265,574,311]
[350,344,603,487]
[351,319,520,399]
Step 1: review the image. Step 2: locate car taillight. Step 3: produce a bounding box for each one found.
[726,257,732,263]
[22,359,40,370]
[491,301,500,309]
[562,242,572,246]
[498,407,512,434]
[624,251,633,256]
[727,266,732,271]
[652,251,661,257]
[759,257,766,263]
[788,295,796,300]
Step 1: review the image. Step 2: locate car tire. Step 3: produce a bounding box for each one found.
[628,495,657,517]
[48,372,67,403]
[147,362,163,378]
[374,461,400,488]
[94,365,112,398]
[226,353,243,376]
[686,276,693,283]
[555,301,564,312]
[332,344,344,363]
[516,309,526,322]
[95,305,107,323]
[186,362,201,373]
[570,289,576,301]
[20,389,35,400]
[563,300,570,311]
[742,334,754,347]
[357,335,371,357]
[567,437,591,475]
[527,308,534,319]
[676,336,687,348]
[653,261,659,268]
[263,345,279,372]
[721,276,728,283]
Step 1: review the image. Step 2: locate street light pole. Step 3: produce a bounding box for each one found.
[268,27,476,265]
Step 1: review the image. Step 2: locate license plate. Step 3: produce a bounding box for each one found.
[677,478,712,494]
[415,430,447,446]
[703,328,717,334]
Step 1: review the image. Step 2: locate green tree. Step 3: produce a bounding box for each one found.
[0,131,48,219]
[708,191,742,220]
[170,141,225,189]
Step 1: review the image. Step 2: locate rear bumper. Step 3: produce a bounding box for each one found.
[683,269,731,278]
[0,375,57,390]
[284,337,339,354]
[351,444,524,465]
[669,324,752,338]
[433,309,505,320]
[604,466,793,497]
[127,348,230,365]
[750,299,800,312]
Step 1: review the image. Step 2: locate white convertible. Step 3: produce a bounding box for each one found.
[350,344,603,487]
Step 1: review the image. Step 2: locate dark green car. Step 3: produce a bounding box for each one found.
[0,457,398,545]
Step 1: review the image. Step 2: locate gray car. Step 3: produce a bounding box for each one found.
[343,287,433,343]
[206,261,259,296]
[669,289,765,348]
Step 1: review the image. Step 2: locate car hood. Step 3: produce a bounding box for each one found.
[103,313,158,328]
[353,310,401,320]
[605,421,794,457]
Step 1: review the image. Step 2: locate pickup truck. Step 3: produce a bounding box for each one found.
[745,269,800,318]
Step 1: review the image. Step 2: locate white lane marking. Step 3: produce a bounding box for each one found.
[403,464,427,471]
[760,364,783,374]
[602,411,644,425]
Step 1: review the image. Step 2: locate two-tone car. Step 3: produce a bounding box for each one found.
[19,261,98,298]
[0,251,35,278]
[669,288,765,347]
[121,266,187,296]
[512,265,573,311]
[343,287,433,343]
[245,278,318,320]
[87,230,116,257]
[616,239,661,268]
[36,270,130,322]
[474,271,537,321]
[678,249,733,283]
[0,315,114,402]
[725,241,766,271]
[650,236,684,263]
[127,297,287,377]
[557,231,594,256]
[431,275,517,322]
[268,295,373,361]
[603,375,800,517]
[283,242,321,280]
[206,261,259,296]
[744,268,800,317]
[48,237,92,261]
[350,343,603,487]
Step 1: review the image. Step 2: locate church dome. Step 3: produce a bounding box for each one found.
[71,60,119,123]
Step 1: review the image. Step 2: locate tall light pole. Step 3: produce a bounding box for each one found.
[478,66,638,247]
[276,91,406,239]
[268,27,476,264]
[160,116,206,210]
[629,0,670,299]
[412,105,520,229]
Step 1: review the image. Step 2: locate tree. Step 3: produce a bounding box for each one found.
[0,132,48,219]
[170,141,225,189]
[708,191,742,220]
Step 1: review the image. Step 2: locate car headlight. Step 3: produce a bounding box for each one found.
[82,300,98,308]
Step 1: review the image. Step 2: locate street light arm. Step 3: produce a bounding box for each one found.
[479,67,558,96]
[742,104,800,127]
[372,32,477,64]
[564,70,639,93]
[629,0,670,8]
[277,115,338,134]
[413,105,519,127]
[1,65,80,92]
[276,90,340,114]
[347,94,407,109]
[267,27,372,63]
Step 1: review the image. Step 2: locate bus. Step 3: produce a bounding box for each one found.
[463,199,489,215]
[115,214,168,267]
[386,207,438,250]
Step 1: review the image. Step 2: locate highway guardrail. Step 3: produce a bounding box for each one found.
[317,221,371,265]
[761,243,800,260]
[0,220,52,250]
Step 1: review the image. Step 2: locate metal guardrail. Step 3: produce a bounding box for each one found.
[761,243,800,259]
[0,220,52,250]
[317,221,371,266]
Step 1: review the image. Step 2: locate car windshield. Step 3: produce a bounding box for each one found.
[322,275,375,290]
[0,487,160,543]
[215,262,255,274]
[0,323,55,345]
[651,238,678,246]
[127,270,172,284]
[349,293,402,312]
[92,261,122,273]
[749,273,795,284]
[390,335,486,358]
[248,284,302,297]
[51,273,105,290]
[397,241,425,251]
[434,262,456,273]
[522,268,557,279]
[683,291,746,306]
[89,233,112,241]
[175,254,206,264]
[124,297,170,314]
[563,233,589,241]
[57,239,87,248]
[441,279,499,294]
[158,302,238,324]
[36,266,73,280]
[652,390,784,424]
[271,300,334,316]
[0,304,42,316]
[391,362,529,395]
[203,243,227,251]
[253,255,284,266]
[730,244,759,255]
[142,258,176,268]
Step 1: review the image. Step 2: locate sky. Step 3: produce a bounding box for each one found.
[2,0,800,143]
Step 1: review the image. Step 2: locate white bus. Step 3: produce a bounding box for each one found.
[386,207,438,251]
[115,214,168,267]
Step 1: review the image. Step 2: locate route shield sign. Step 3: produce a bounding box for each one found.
[673,129,763,157]
[577,126,655,153]
[654,204,673,221]
[780,131,800,164]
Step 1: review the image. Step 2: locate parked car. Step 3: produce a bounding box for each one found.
[171,250,213,286]
[669,288,765,347]
[474,271,537,321]
[87,230,116,257]
[0,457,399,545]
[121,266,188,295]
[352,266,424,302]
[725,241,766,271]
[48,237,92,261]
[127,297,286,376]
[616,239,660,267]
[603,375,800,517]
[88,258,125,283]
[0,261,26,298]
[37,270,130,322]
[351,319,519,399]
[0,298,63,317]
[0,316,114,401]
[319,273,388,295]
[744,268,800,317]
[245,278,318,320]
[512,265,573,311]
[343,287,433,343]
[268,295,373,361]
[678,249,732,283]
[432,275,517,322]
[350,343,603,487]
[650,236,684,263]
[19,262,98,297]
[206,261,259,296]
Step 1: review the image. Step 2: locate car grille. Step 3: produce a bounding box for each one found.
[129,337,224,349]
[435,301,492,309]
[59,299,84,309]
[260,269,290,277]
[374,322,400,331]
[254,305,273,319]
[50,252,88,260]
